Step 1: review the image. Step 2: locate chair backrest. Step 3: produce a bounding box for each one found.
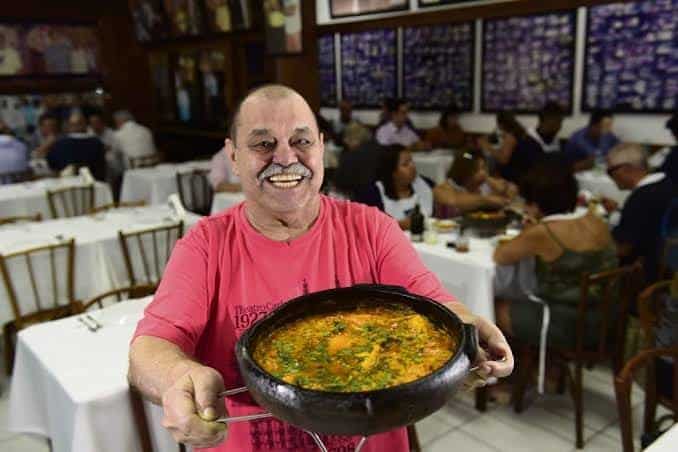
[0,169,33,185]
[82,285,155,311]
[0,213,42,226]
[129,154,161,169]
[118,221,184,286]
[576,262,642,368]
[660,199,678,277]
[615,346,678,452]
[0,239,76,329]
[90,200,147,215]
[47,184,96,218]
[637,280,674,347]
[176,169,213,216]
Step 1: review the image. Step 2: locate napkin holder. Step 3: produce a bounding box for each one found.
[79,167,95,185]
[167,193,187,220]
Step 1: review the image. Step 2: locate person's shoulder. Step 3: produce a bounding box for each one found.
[323,196,392,228]
[182,204,243,247]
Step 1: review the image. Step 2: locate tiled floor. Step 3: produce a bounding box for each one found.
[0,364,664,451]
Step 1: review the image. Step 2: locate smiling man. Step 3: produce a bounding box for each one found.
[128,85,513,452]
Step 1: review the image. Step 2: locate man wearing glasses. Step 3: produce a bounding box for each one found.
[606,143,676,283]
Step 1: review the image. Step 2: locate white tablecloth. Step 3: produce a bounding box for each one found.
[0,177,112,218]
[646,424,678,451]
[413,232,535,322]
[9,297,183,452]
[211,192,246,214]
[575,170,630,205]
[120,160,212,205]
[0,206,200,326]
[412,150,455,184]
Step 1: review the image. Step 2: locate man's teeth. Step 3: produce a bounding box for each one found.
[268,174,303,182]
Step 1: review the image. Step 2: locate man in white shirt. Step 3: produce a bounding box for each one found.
[88,111,116,151]
[112,110,156,167]
[375,99,431,151]
[0,120,28,180]
[527,101,564,154]
[0,33,22,75]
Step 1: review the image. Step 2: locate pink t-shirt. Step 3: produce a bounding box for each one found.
[133,195,456,452]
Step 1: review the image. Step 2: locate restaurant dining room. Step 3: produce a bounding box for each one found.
[0,0,676,451]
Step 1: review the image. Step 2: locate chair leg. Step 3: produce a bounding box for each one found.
[475,386,488,412]
[3,323,15,376]
[614,374,634,452]
[643,359,658,436]
[512,344,533,413]
[570,362,584,449]
[407,424,421,452]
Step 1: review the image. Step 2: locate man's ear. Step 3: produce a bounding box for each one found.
[224,138,239,176]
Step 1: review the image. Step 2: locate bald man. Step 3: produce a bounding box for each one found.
[46,113,106,180]
[128,85,514,451]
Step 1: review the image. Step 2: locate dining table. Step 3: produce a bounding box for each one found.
[8,296,184,452]
[0,176,113,219]
[211,191,246,215]
[120,160,212,205]
[645,423,678,451]
[575,169,630,205]
[412,149,456,184]
[0,205,201,326]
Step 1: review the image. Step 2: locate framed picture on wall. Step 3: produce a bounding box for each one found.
[204,0,251,32]
[417,0,477,7]
[263,0,302,55]
[0,23,102,77]
[128,0,170,42]
[163,0,204,37]
[198,49,228,128]
[149,52,175,121]
[330,0,409,18]
[173,52,201,123]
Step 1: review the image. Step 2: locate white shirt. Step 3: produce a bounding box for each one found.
[113,121,156,160]
[375,121,420,147]
[376,176,433,221]
[635,172,666,189]
[527,127,560,153]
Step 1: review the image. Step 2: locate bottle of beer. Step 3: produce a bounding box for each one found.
[411,204,424,242]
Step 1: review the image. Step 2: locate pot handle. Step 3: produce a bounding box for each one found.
[462,323,479,365]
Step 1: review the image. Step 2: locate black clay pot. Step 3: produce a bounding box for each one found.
[234,284,478,436]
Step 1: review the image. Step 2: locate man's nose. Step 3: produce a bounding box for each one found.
[272,142,298,167]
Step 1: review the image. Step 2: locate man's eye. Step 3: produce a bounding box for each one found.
[294,138,312,147]
[255,141,275,151]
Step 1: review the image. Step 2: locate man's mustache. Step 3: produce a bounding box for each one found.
[257,162,313,183]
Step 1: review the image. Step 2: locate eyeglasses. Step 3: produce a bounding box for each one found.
[606,163,629,177]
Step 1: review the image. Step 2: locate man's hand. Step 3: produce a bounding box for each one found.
[601,197,618,213]
[161,364,228,448]
[444,302,514,380]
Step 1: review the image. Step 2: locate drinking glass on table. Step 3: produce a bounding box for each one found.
[456,228,470,253]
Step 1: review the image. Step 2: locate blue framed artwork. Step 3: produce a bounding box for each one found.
[482,11,576,113]
[318,34,337,107]
[583,0,678,113]
[340,29,397,108]
[403,22,475,111]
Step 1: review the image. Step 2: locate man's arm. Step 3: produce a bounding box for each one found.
[129,336,227,447]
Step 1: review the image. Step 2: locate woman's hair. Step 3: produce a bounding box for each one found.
[438,104,460,129]
[496,111,527,139]
[446,150,483,188]
[520,160,578,216]
[376,144,407,200]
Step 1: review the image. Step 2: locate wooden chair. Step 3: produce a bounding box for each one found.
[47,184,95,218]
[0,239,78,374]
[407,424,421,452]
[129,154,161,169]
[0,169,33,185]
[119,221,184,287]
[80,285,155,311]
[90,200,147,214]
[512,263,642,449]
[615,280,678,452]
[0,213,42,225]
[615,347,677,452]
[176,169,213,216]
